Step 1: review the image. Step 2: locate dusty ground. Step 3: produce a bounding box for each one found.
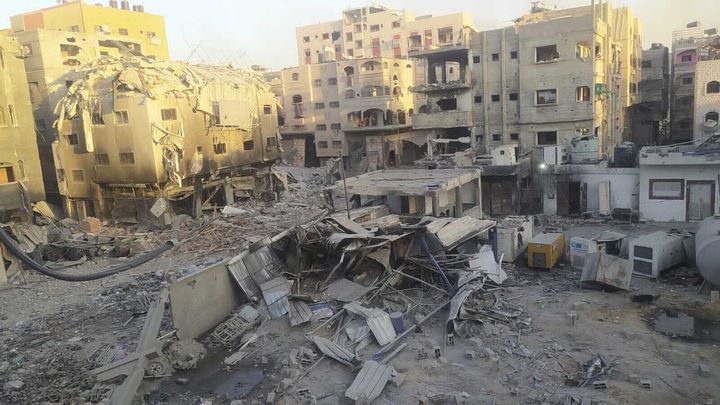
[1,214,719,404]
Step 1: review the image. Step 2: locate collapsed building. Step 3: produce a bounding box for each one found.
[52,57,281,221]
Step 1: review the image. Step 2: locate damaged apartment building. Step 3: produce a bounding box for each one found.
[0,34,45,220]
[669,21,720,143]
[630,42,669,146]
[8,0,169,206]
[411,1,640,164]
[271,58,416,173]
[52,58,281,221]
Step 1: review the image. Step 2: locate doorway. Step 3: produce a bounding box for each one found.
[686,180,715,220]
[557,181,587,216]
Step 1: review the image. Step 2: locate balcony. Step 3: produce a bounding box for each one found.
[412,111,472,129]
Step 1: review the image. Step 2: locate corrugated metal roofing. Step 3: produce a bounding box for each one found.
[345,360,393,402]
[325,278,374,302]
[344,302,397,346]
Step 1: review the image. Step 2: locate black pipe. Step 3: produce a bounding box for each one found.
[0,227,177,282]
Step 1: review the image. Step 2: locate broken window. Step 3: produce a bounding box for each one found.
[313,79,322,87]
[649,179,684,199]
[60,43,79,57]
[408,34,421,49]
[328,77,337,85]
[473,55,480,64]
[474,96,482,103]
[491,53,499,61]
[112,111,128,124]
[509,93,518,101]
[438,27,453,44]
[510,133,519,141]
[291,73,300,81]
[682,77,693,85]
[535,44,558,63]
[266,137,278,147]
[118,28,129,36]
[705,111,719,122]
[536,89,557,105]
[161,108,177,121]
[576,42,590,59]
[95,153,110,165]
[302,36,310,43]
[492,134,502,141]
[65,134,79,146]
[316,124,327,131]
[292,95,303,117]
[536,131,557,145]
[28,82,41,103]
[318,141,328,149]
[329,101,340,108]
[243,140,255,150]
[71,169,85,182]
[392,21,401,28]
[332,140,342,148]
[510,51,518,59]
[436,98,457,111]
[331,123,341,130]
[213,143,227,154]
[681,54,692,63]
[707,81,720,93]
[119,152,135,164]
[314,102,325,110]
[491,94,500,102]
[22,44,33,56]
[576,86,590,101]
[263,105,272,115]
[370,24,380,32]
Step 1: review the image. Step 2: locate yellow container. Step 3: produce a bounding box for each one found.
[527,232,565,269]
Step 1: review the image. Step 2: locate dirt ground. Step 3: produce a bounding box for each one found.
[1,217,719,404]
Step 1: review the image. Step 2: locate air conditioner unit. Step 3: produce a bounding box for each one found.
[570,237,598,270]
[629,231,689,278]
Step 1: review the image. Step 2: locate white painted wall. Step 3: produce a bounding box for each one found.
[639,165,720,221]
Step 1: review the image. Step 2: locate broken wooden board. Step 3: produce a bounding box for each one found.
[345,360,394,403]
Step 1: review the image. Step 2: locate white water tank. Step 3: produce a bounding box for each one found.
[696,216,720,285]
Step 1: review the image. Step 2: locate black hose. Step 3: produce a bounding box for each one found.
[0,227,177,282]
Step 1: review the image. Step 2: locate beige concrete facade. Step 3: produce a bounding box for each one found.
[0,35,45,214]
[411,3,641,163]
[693,59,720,144]
[669,21,720,143]
[53,59,281,220]
[14,29,147,204]
[272,57,416,172]
[295,4,471,66]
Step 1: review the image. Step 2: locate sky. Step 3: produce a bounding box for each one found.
[4,0,720,69]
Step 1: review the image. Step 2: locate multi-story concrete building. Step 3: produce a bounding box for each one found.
[669,21,720,143]
[693,59,720,144]
[631,43,669,146]
[52,58,281,221]
[412,2,641,163]
[9,0,169,205]
[295,4,471,66]
[273,57,416,173]
[0,35,45,218]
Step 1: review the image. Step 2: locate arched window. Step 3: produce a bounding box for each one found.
[707,81,720,94]
[344,66,355,76]
[705,111,719,122]
[393,63,400,68]
[408,108,414,116]
[291,73,299,81]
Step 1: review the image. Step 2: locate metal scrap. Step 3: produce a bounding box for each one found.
[260,277,292,319]
[289,299,313,326]
[344,302,397,346]
[309,336,356,366]
[324,278,375,302]
[345,360,394,403]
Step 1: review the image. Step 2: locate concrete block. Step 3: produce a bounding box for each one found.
[79,217,102,233]
[697,363,711,376]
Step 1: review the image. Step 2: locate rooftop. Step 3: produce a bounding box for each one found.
[339,169,481,196]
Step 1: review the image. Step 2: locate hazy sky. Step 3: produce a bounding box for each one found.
[4,0,720,69]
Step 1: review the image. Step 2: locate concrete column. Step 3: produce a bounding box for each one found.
[192,176,203,219]
[455,186,464,218]
[223,177,234,205]
[432,193,441,217]
[476,178,483,215]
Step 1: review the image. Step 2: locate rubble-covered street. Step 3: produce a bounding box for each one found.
[1,172,718,405]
